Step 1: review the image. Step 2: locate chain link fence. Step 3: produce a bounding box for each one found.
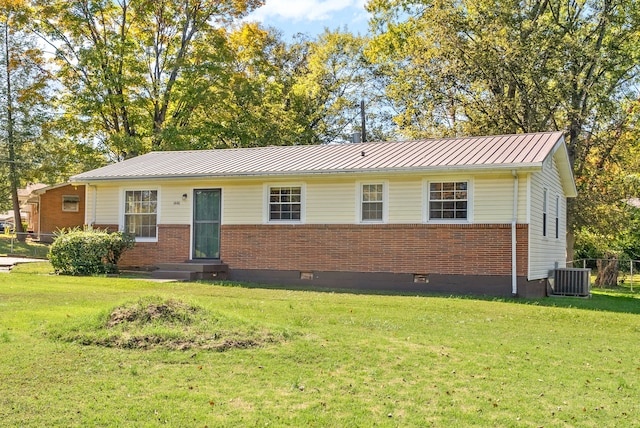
[568,258,639,291]
[1,232,54,258]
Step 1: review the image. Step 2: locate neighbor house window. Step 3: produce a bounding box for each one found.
[542,188,548,237]
[555,195,560,239]
[269,186,301,221]
[62,195,80,212]
[361,183,384,222]
[429,182,468,220]
[124,190,157,238]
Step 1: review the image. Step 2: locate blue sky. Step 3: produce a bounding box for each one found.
[246,0,370,39]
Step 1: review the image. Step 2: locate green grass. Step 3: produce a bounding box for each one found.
[1,264,639,427]
[0,236,50,258]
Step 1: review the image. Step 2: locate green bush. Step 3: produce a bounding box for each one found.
[48,229,135,276]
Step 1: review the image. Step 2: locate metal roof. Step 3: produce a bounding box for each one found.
[71,131,566,181]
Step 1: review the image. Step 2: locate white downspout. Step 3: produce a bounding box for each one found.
[37,195,41,240]
[512,170,519,296]
[89,184,97,229]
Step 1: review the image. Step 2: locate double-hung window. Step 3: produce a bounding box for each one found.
[555,195,560,239]
[428,181,468,220]
[542,188,548,237]
[361,183,384,222]
[269,186,301,221]
[124,190,158,238]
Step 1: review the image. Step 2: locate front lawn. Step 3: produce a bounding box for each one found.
[1,265,638,426]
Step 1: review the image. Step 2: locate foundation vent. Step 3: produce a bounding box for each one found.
[300,272,314,280]
[552,268,591,297]
[413,274,429,284]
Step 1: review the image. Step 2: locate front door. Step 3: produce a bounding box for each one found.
[192,189,221,259]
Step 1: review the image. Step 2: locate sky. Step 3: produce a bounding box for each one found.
[246,0,371,39]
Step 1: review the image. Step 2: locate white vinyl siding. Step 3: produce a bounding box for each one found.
[221,182,262,224]
[474,174,528,223]
[388,179,422,223]
[157,185,193,225]
[306,180,355,224]
[90,185,119,225]
[88,174,535,227]
[528,156,567,280]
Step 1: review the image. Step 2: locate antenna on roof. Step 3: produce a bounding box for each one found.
[360,99,367,143]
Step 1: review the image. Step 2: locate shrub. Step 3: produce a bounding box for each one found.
[48,228,135,275]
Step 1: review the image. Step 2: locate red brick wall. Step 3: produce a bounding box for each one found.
[105,222,528,276]
[95,224,190,268]
[221,224,528,276]
[39,184,85,235]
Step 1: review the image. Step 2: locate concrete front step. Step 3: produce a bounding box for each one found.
[152,261,229,281]
[155,262,228,273]
[151,270,197,280]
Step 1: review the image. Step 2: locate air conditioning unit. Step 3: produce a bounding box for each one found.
[552,268,591,297]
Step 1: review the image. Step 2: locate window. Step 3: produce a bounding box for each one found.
[542,188,548,237]
[124,190,157,238]
[361,184,384,222]
[429,182,468,220]
[555,195,560,239]
[269,186,301,221]
[62,195,80,212]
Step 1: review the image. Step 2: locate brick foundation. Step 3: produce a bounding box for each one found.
[221,223,528,277]
[108,222,540,296]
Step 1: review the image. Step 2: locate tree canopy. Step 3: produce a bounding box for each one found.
[0,0,637,254]
[366,0,640,233]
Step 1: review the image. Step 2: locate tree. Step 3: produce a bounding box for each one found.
[366,0,640,233]
[290,29,395,144]
[34,0,263,158]
[0,0,52,239]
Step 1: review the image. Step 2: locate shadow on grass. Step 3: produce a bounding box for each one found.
[199,280,640,315]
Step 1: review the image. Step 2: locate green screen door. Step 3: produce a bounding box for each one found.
[192,189,221,259]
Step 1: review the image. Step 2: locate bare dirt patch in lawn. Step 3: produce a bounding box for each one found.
[48,296,289,351]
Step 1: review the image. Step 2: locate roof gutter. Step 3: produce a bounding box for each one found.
[70,163,544,183]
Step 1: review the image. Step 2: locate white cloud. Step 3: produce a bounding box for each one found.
[250,0,365,23]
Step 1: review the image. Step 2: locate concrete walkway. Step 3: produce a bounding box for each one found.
[0,256,46,272]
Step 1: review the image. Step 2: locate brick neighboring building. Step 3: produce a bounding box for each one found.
[25,183,86,242]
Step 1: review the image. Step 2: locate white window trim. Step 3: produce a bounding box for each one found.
[62,195,80,212]
[356,180,389,224]
[263,183,306,224]
[423,179,473,224]
[120,187,160,242]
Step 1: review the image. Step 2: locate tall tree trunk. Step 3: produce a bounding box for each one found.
[3,15,25,241]
[595,255,619,287]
